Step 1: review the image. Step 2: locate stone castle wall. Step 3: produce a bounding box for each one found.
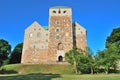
[21,7,87,64]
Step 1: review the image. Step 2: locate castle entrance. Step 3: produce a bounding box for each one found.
[56,43,65,62]
[58,56,63,62]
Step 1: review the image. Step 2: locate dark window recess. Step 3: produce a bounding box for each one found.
[46,34,48,36]
[53,11,56,13]
[56,29,59,32]
[56,35,60,39]
[58,10,61,14]
[63,11,66,13]
[46,39,48,42]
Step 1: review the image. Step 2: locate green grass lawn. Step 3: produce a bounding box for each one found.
[0,74,120,80]
[0,64,120,80]
[0,64,74,74]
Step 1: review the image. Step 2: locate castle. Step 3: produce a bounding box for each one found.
[21,6,87,64]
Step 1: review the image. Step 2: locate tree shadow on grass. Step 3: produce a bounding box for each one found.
[0,73,61,80]
[0,69,18,74]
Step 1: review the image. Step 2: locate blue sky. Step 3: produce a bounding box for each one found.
[0,0,120,54]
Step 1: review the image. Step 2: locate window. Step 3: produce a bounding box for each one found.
[66,33,69,36]
[63,11,66,13]
[55,21,59,25]
[56,29,59,32]
[81,31,83,34]
[46,39,48,42]
[29,33,33,38]
[33,45,36,54]
[37,32,41,38]
[58,10,61,14]
[46,33,48,36]
[63,19,66,22]
[41,46,44,49]
[33,45,36,48]
[53,10,56,13]
[33,51,35,54]
[58,43,63,50]
[55,35,60,39]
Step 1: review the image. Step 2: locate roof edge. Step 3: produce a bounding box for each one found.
[50,6,71,9]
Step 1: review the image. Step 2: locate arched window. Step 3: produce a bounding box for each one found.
[29,33,33,38]
[58,43,63,50]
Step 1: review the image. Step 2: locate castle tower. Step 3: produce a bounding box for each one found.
[73,22,87,51]
[48,6,73,61]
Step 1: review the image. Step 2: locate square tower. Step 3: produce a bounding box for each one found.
[48,6,73,61]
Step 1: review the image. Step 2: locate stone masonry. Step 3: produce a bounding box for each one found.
[21,6,87,64]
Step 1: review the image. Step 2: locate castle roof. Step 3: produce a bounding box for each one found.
[50,6,70,9]
[43,26,49,30]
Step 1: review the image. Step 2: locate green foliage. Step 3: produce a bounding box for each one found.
[65,47,86,74]
[96,44,120,74]
[9,43,23,64]
[65,47,96,74]
[0,39,11,66]
[95,27,120,74]
[77,55,90,74]
[106,28,120,48]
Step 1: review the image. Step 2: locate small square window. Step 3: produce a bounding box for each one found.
[46,34,48,36]
[56,29,59,32]
[55,35,60,39]
[55,21,60,25]
[41,46,44,49]
[46,39,48,42]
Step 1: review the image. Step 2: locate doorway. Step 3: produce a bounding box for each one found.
[58,56,63,62]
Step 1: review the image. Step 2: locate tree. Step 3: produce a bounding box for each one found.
[96,44,120,74]
[106,28,120,48]
[0,39,11,66]
[77,54,90,74]
[65,47,87,74]
[9,43,23,64]
[87,47,97,74]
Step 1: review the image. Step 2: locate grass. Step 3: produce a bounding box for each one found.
[0,64,74,74]
[0,64,120,80]
[0,74,120,80]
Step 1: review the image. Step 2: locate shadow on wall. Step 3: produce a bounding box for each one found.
[0,73,61,80]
